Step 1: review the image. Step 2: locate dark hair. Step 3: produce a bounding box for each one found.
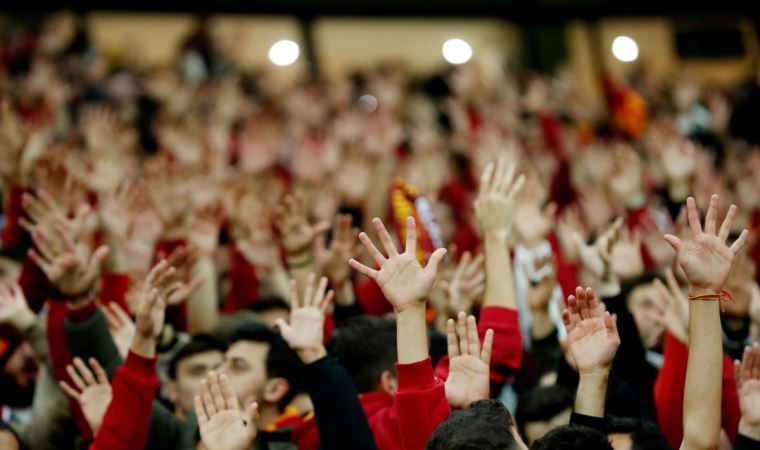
[250,297,290,314]
[168,334,227,380]
[426,399,522,450]
[516,385,574,437]
[228,322,303,409]
[328,316,397,393]
[531,425,613,450]
[606,417,670,450]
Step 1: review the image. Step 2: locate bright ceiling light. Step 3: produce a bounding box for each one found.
[611,36,639,62]
[268,40,300,66]
[442,38,473,65]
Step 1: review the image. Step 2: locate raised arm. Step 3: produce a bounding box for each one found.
[474,159,524,310]
[664,195,748,450]
[734,344,760,448]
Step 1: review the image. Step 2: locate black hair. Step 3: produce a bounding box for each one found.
[228,322,303,410]
[516,385,574,437]
[168,334,227,380]
[531,425,613,450]
[426,399,522,450]
[606,417,670,450]
[327,316,397,393]
[250,297,290,314]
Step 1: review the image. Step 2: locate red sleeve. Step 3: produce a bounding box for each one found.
[223,244,260,313]
[356,279,393,316]
[89,351,159,450]
[99,272,131,312]
[2,185,27,248]
[395,357,451,450]
[434,306,523,389]
[654,332,741,448]
[18,254,60,313]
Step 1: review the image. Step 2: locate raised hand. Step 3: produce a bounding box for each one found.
[474,159,525,241]
[573,217,624,281]
[653,268,690,344]
[275,194,330,256]
[102,303,136,360]
[315,214,359,288]
[163,246,205,306]
[438,251,485,316]
[561,287,620,376]
[0,284,35,331]
[735,344,760,439]
[21,189,92,242]
[444,312,493,409]
[349,217,446,313]
[28,223,109,299]
[663,195,748,293]
[275,274,334,364]
[59,357,112,434]
[188,206,222,256]
[195,371,259,450]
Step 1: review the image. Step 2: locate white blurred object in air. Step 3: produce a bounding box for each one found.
[611,36,639,62]
[442,38,473,64]
[358,94,378,113]
[268,40,300,66]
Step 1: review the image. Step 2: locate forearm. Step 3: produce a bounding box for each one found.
[574,371,609,418]
[287,250,318,293]
[187,256,218,333]
[682,300,722,449]
[396,307,429,364]
[483,234,517,309]
[104,236,126,273]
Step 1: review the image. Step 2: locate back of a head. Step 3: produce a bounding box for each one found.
[516,385,574,438]
[426,399,522,450]
[328,316,397,393]
[531,425,613,450]
[606,417,670,450]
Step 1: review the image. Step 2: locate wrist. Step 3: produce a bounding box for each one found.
[130,334,157,358]
[578,366,611,379]
[297,346,327,365]
[739,418,760,441]
[287,251,314,268]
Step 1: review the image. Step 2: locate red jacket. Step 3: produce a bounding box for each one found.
[654,332,740,448]
[89,351,159,450]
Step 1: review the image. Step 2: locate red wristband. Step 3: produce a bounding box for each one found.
[687,290,735,312]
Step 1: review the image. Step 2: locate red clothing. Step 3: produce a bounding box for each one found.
[89,351,159,450]
[434,306,523,388]
[1,185,27,249]
[356,279,393,317]
[654,332,740,448]
[223,244,260,313]
[99,272,131,311]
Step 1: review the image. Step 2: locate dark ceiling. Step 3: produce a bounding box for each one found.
[2,0,758,21]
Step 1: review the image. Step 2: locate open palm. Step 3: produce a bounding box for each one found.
[196,372,259,450]
[444,313,493,409]
[562,287,620,375]
[664,195,748,292]
[350,217,446,312]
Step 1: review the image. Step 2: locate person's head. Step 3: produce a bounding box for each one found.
[607,417,670,450]
[220,322,302,415]
[250,297,291,329]
[531,425,613,450]
[328,316,397,394]
[426,399,526,450]
[624,275,664,350]
[0,327,38,408]
[0,422,21,450]
[516,385,573,445]
[166,334,226,417]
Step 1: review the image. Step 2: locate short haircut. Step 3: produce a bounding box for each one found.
[425,399,522,450]
[327,316,397,393]
[250,296,290,314]
[531,425,613,450]
[168,334,227,380]
[606,416,670,450]
[516,385,573,436]
[228,322,303,409]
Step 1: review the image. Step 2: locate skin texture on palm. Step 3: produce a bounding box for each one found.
[734,344,760,441]
[275,274,334,364]
[59,358,112,435]
[195,371,260,450]
[444,312,494,409]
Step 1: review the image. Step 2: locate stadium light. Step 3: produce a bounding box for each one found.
[268,40,300,66]
[442,38,473,65]
[611,36,639,63]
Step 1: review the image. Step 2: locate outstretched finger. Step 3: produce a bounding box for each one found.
[446,318,459,358]
[59,381,82,402]
[731,229,750,254]
[303,273,316,307]
[201,379,217,416]
[194,395,209,426]
[372,218,399,257]
[424,248,447,275]
[718,205,738,243]
[704,194,719,236]
[405,216,417,255]
[358,232,386,266]
[479,162,495,194]
[466,315,480,356]
[219,374,241,411]
[66,364,87,391]
[481,329,494,365]
[348,258,379,279]
[456,312,468,355]
[686,197,703,237]
[89,358,109,385]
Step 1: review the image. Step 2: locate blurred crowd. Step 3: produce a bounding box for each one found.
[2,12,760,450]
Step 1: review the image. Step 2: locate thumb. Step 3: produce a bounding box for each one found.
[274,319,293,340]
[663,234,682,253]
[425,248,448,275]
[246,402,260,433]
